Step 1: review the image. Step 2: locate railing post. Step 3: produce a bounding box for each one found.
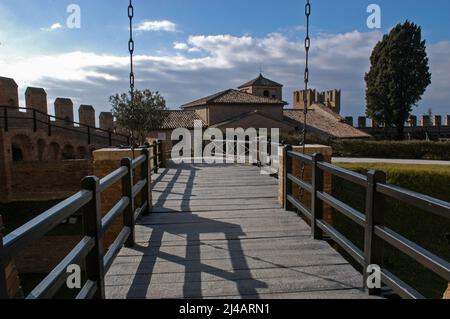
[80,176,105,299]
[364,170,386,296]
[158,141,165,168]
[284,145,293,211]
[121,158,135,247]
[153,141,159,174]
[47,115,52,136]
[0,216,9,299]
[33,109,37,132]
[87,126,91,145]
[4,107,8,132]
[311,153,324,240]
[141,149,151,216]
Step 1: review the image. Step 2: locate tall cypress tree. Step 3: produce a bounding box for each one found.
[365,21,431,140]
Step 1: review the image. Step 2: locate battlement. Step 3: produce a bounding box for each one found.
[344,115,450,140]
[0,76,114,130]
[347,115,450,129]
[294,89,341,114]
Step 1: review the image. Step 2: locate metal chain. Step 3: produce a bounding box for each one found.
[128,0,136,153]
[300,0,311,199]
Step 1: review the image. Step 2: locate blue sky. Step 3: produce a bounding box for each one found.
[1,0,449,120]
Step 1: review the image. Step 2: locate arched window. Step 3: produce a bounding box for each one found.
[263,90,270,97]
[12,144,23,162]
[11,135,32,161]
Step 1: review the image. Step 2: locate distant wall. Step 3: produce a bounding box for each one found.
[345,115,450,140]
[9,160,93,202]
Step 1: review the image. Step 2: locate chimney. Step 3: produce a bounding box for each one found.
[54,98,74,127]
[78,105,96,127]
[99,112,114,131]
[25,87,48,114]
[0,76,19,108]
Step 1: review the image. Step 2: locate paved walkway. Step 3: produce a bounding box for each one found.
[333,158,450,166]
[105,162,369,299]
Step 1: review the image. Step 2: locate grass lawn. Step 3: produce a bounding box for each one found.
[331,162,450,299]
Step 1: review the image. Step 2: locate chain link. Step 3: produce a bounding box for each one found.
[128,0,136,151]
[300,0,311,199]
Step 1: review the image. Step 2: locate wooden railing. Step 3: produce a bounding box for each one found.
[283,145,450,299]
[0,105,130,146]
[0,143,164,299]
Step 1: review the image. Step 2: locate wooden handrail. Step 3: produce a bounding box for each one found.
[0,142,164,299]
[284,144,450,299]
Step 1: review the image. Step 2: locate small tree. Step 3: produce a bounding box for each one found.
[365,21,431,140]
[110,89,168,145]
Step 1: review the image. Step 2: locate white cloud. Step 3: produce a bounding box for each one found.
[1,31,449,118]
[173,42,189,50]
[41,23,63,32]
[135,20,177,32]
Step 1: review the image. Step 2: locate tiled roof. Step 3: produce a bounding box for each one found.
[182,89,287,108]
[238,74,283,88]
[284,107,371,139]
[211,110,294,129]
[159,110,207,130]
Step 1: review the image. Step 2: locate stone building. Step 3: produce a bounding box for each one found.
[151,74,369,147]
[294,89,341,115]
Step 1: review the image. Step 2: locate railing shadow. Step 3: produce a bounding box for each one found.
[125,161,268,299]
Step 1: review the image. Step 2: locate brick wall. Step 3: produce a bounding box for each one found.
[93,148,151,247]
[9,160,93,202]
[15,236,82,274]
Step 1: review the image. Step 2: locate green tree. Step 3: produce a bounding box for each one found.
[365,21,431,140]
[110,89,168,145]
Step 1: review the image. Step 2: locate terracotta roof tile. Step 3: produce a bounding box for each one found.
[238,74,283,88]
[182,89,287,108]
[284,108,371,139]
[160,110,207,130]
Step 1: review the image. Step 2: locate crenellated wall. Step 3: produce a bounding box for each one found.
[344,115,450,140]
[0,76,128,203]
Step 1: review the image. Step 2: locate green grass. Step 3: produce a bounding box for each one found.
[331,163,450,299]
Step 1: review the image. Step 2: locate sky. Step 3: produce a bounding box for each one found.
[0,0,449,122]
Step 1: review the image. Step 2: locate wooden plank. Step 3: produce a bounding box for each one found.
[105,163,368,299]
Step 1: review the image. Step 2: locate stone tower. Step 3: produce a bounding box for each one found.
[25,87,48,114]
[293,89,341,114]
[79,105,96,127]
[0,76,19,108]
[100,112,114,131]
[238,74,283,100]
[54,98,74,127]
